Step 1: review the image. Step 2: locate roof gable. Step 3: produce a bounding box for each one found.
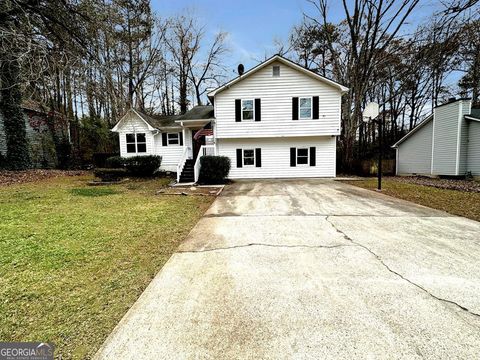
[207,55,348,99]
[392,114,433,148]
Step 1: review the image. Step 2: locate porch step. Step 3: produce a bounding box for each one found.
[179,160,195,183]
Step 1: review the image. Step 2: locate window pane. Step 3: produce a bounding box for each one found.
[244,157,254,165]
[127,143,136,153]
[300,98,311,108]
[297,156,308,165]
[300,108,311,119]
[168,133,178,140]
[126,134,135,143]
[243,110,254,120]
[137,143,147,153]
[243,149,255,165]
[136,133,146,143]
[244,150,254,157]
[297,148,308,157]
[242,100,253,111]
[273,66,280,76]
[168,133,179,144]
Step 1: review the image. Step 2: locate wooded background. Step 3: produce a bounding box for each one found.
[0,0,479,172]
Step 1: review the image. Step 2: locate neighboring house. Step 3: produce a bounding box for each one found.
[0,100,70,167]
[112,54,348,182]
[392,98,480,177]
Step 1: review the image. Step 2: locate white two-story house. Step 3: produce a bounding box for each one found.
[111,55,348,182]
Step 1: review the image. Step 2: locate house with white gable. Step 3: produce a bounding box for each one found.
[111,55,348,182]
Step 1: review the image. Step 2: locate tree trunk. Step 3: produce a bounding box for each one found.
[0,58,31,169]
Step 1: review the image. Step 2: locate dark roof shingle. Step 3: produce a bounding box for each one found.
[134,105,214,129]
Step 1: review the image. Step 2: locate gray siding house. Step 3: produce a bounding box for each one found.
[392,98,480,177]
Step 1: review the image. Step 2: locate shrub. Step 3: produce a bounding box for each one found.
[198,156,231,184]
[92,152,119,168]
[125,155,162,177]
[105,156,125,168]
[93,168,127,182]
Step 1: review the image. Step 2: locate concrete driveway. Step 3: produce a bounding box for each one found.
[95,179,480,359]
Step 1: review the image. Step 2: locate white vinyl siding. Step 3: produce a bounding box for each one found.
[116,111,183,172]
[218,136,335,179]
[118,113,155,157]
[466,120,480,175]
[397,120,433,175]
[432,101,462,175]
[156,132,184,172]
[214,60,342,138]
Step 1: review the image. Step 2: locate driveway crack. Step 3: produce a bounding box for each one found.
[177,243,355,254]
[325,216,480,320]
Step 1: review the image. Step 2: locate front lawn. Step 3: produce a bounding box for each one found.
[344,178,480,222]
[0,175,213,359]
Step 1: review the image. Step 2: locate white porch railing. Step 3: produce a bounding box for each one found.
[194,145,216,183]
[176,147,189,183]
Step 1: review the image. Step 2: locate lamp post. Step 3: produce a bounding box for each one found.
[362,102,382,191]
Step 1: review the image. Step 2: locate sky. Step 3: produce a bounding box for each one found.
[152,0,333,72]
[152,0,441,74]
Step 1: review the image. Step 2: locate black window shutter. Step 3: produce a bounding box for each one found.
[179,132,183,145]
[255,99,261,121]
[236,149,243,168]
[255,148,261,167]
[235,99,241,122]
[290,148,296,167]
[162,132,168,146]
[310,147,316,166]
[313,96,319,119]
[292,97,299,120]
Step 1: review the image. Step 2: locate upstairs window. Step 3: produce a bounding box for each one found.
[126,133,146,153]
[167,133,179,145]
[299,97,312,119]
[296,148,309,165]
[273,65,280,77]
[242,99,254,121]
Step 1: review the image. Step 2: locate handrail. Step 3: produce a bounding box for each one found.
[176,147,189,183]
[194,145,216,183]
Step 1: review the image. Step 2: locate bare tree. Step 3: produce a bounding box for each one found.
[188,31,228,106]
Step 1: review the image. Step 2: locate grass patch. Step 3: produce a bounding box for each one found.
[0,175,213,359]
[70,187,121,197]
[344,178,480,222]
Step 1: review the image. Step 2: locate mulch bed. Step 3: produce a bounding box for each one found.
[389,176,480,193]
[0,169,89,187]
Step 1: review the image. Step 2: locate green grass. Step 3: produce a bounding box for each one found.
[0,175,213,359]
[344,179,480,222]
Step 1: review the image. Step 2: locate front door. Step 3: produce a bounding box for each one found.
[192,130,206,160]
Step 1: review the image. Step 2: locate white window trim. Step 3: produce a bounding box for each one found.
[241,99,255,121]
[296,147,310,166]
[299,96,313,120]
[126,132,147,153]
[167,132,180,145]
[243,148,256,167]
